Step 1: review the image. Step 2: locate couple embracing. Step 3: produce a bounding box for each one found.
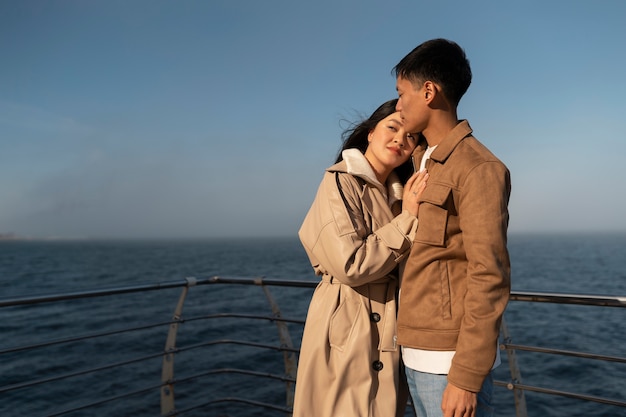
[293,38,511,417]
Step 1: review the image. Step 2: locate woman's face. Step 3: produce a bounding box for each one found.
[364,111,417,175]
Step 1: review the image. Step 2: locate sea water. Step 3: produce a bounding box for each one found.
[0,233,625,416]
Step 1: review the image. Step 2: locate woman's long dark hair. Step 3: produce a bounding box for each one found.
[335,99,420,183]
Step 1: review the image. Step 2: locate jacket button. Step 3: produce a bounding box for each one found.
[370,312,381,322]
[372,360,383,371]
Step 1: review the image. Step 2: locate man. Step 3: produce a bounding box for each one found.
[394,38,511,417]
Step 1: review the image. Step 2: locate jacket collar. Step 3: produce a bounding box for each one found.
[429,120,473,163]
[327,149,404,206]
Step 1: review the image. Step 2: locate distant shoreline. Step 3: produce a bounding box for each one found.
[2,231,626,242]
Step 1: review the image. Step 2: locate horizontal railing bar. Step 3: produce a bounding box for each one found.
[16,361,299,416]
[494,380,626,407]
[167,397,292,416]
[38,382,163,417]
[509,291,626,307]
[501,342,626,363]
[169,339,300,355]
[185,312,306,325]
[0,313,304,356]
[206,276,318,288]
[0,351,163,393]
[167,367,296,386]
[0,276,316,307]
[1,311,304,358]
[0,320,173,355]
[0,280,191,307]
[2,276,623,308]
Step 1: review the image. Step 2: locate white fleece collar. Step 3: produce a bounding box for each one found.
[341,149,404,205]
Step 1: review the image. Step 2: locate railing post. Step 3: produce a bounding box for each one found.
[258,278,297,416]
[161,277,197,416]
[500,315,528,417]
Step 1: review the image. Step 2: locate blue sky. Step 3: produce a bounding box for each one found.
[1,1,625,239]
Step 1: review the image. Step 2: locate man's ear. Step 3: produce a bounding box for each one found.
[424,81,436,102]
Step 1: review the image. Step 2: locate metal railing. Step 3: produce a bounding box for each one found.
[1,276,625,416]
[497,291,626,416]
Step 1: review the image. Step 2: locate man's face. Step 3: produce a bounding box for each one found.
[396,77,427,134]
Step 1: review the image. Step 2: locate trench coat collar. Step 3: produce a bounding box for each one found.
[327,149,404,207]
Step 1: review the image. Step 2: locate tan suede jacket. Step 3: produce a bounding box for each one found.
[397,121,511,392]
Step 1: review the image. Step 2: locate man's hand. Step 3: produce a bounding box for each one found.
[441,383,477,417]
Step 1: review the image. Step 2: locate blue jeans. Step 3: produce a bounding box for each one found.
[405,367,494,417]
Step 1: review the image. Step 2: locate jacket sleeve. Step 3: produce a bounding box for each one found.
[298,172,418,287]
[448,161,511,392]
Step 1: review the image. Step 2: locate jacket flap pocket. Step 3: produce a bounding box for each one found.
[419,183,451,206]
[415,183,451,247]
[415,204,447,246]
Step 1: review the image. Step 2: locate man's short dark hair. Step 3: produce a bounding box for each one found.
[394,38,472,106]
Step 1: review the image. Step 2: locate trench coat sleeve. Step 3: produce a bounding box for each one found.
[448,161,511,391]
[299,171,418,287]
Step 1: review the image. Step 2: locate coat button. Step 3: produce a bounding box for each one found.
[372,360,383,371]
[370,312,381,322]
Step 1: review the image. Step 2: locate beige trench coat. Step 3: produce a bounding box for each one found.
[293,150,418,417]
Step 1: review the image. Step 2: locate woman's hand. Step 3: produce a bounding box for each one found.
[402,170,428,217]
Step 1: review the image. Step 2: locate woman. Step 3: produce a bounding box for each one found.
[293,99,428,417]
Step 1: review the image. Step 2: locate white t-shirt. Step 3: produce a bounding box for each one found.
[402,145,500,374]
